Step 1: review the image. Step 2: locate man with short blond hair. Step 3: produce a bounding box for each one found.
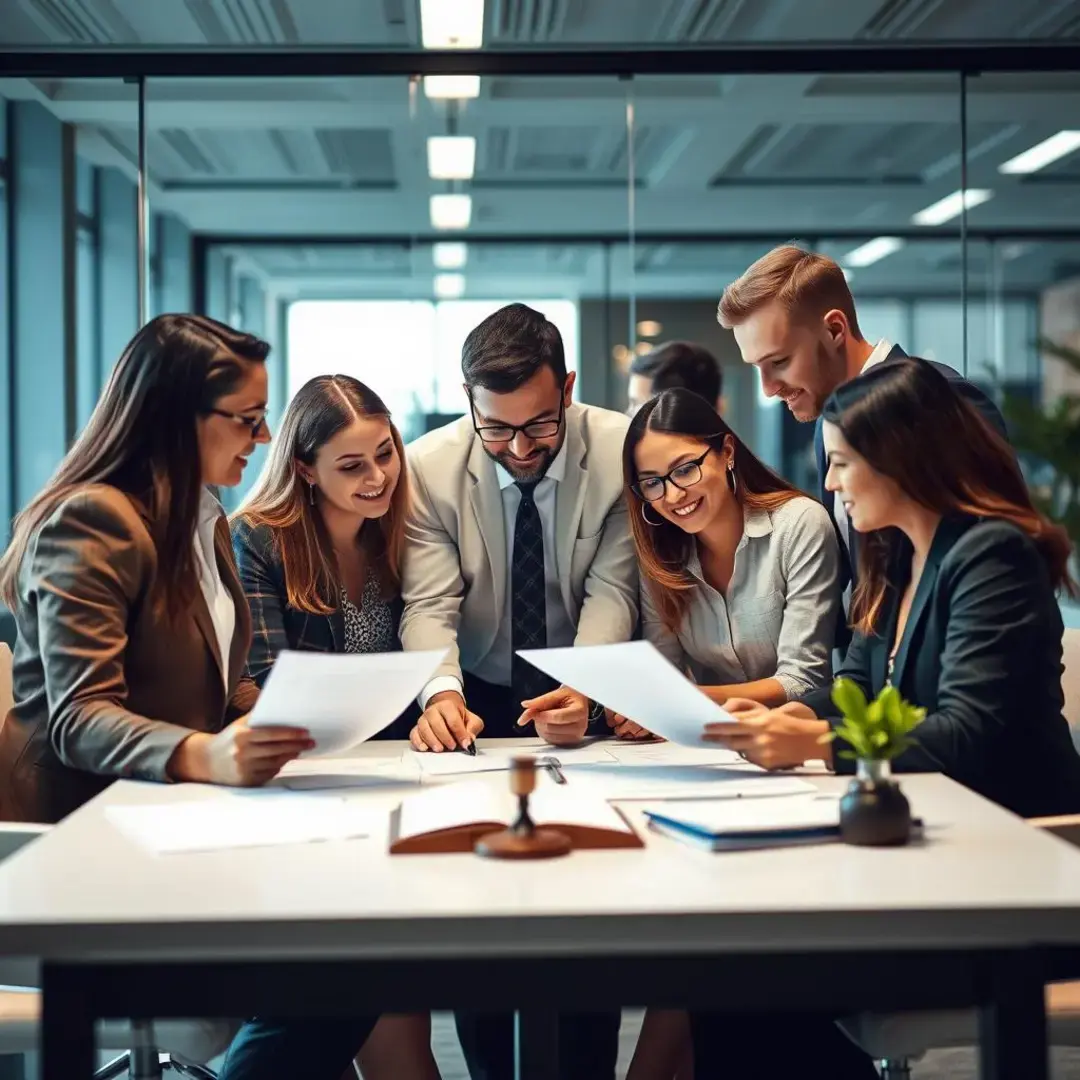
[718,244,1007,601]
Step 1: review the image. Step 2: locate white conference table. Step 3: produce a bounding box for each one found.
[1,739,1080,1080]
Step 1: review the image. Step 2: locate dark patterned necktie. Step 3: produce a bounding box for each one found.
[511,480,556,707]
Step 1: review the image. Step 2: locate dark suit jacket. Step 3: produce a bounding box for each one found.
[815,346,1010,646]
[231,519,417,739]
[0,485,259,824]
[800,515,1080,818]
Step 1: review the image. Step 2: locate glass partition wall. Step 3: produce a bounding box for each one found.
[1,39,1079,513]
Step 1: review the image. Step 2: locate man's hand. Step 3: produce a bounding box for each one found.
[167,716,314,786]
[605,709,657,741]
[517,686,590,746]
[410,690,485,752]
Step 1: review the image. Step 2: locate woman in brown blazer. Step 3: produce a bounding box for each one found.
[0,314,379,1080]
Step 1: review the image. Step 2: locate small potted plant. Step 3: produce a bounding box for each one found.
[822,678,926,846]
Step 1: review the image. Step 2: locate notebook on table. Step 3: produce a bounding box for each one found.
[389,772,644,854]
[642,795,844,851]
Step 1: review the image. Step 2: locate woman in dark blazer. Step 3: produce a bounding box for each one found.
[0,315,381,1080]
[692,357,1080,1080]
[231,375,437,1080]
[709,356,1080,819]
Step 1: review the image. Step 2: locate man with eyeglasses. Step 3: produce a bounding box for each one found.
[400,301,636,1079]
[402,301,637,750]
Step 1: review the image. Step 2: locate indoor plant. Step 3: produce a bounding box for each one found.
[823,678,926,846]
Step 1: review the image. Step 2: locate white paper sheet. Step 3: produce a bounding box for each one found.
[396,772,634,841]
[517,641,733,746]
[105,797,375,855]
[275,755,422,791]
[565,764,816,801]
[409,739,618,777]
[603,742,746,768]
[248,648,447,755]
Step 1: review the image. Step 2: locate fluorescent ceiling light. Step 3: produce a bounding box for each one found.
[434,273,466,299]
[433,242,468,269]
[428,135,476,180]
[999,130,1080,175]
[420,0,484,48]
[430,193,472,230]
[842,236,905,268]
[424,75,481,99]
[912,188,994,226]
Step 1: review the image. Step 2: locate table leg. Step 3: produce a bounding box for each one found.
[515,1010,559,1080]
[41,963,95,1080]
[977,955,1048,1080]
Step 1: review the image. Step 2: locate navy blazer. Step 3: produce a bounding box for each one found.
[231,518,417,739]
[800,515,1080,818]
[815,346,1009,586]
[815,346,1010,647]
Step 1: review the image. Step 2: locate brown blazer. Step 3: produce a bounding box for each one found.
[0,484,259,823]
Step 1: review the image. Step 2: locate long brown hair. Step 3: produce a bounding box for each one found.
[0,314,269,618]
[822,357,1075,634]
[624,388,805,632]
[234,376,408,614]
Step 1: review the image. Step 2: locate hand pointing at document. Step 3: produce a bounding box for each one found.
[517,685,590,745]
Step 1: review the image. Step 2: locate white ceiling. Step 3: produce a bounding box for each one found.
[1,0,1079,299]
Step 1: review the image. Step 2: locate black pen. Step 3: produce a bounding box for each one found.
[457,738,477,757]
[540,756,566,784]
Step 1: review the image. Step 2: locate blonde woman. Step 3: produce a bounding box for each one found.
[232,375,437,1080]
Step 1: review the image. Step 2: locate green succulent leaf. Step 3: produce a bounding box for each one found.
[831,677,868,726]
[828,677,927,761]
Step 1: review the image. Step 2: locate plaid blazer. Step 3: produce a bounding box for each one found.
[230,518,416,739]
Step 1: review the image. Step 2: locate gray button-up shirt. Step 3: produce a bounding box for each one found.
[642,497,841,700]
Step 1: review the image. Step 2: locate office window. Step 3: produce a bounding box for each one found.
[0,99,9,528]
[74,161,100,432]
[288,299,580,441]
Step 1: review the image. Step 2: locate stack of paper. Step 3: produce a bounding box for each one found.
[105,796,375,855]
[642,796,841,851]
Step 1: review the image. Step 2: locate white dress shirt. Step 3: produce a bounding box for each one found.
[192,487,235,689]
[641,499,840,700]
[420,442,576,706]
[831,339,893,552]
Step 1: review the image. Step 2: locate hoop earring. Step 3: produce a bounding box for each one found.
[727,464,738,496]
[641,502,663,527]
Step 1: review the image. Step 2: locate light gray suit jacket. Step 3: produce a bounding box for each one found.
[400,403,639,689]
[0,484,259,823]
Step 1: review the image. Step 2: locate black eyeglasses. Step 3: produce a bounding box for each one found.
[632,448,712,502]
[209,408,268,438]
[469,393,566,444]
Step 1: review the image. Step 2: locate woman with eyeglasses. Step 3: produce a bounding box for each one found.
[0,315,388,1080]
[622,387,840,722]
[621,388,848,1080]
[231,376,437,1080]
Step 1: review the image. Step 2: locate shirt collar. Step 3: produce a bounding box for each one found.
[199,487,224,526]
[687,506,773,575]
[495,438,568,491]
[861,339,893,375]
